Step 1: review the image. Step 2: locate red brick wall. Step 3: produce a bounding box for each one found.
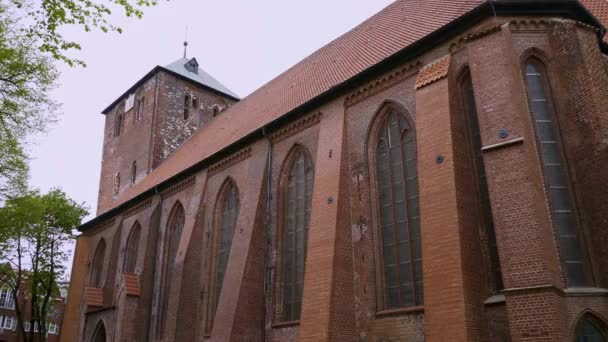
[416,77,471,342]
[97,76,157,214]
[298,99,356,342]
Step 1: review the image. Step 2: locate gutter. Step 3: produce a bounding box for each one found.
[78,0,605,232]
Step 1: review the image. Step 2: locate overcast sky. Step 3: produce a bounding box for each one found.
[28,0,395,224]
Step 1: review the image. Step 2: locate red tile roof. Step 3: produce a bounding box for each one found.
[85,287,103,307]
[415,56,452,89]
[123,273,141,297]
[95,0,607,218]
[581,0,608,42]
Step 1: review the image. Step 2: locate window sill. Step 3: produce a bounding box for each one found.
[562,287,608,296]
[375,306,424,317]
[484,294,506,305]
[272,320,300,329]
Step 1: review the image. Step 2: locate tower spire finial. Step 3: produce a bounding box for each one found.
[183,25,188,58]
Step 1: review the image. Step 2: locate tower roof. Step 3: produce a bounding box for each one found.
[101,57,239,114]
[162,57,240,99]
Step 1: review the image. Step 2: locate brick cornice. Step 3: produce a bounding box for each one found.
[449,24,503,52]
[509,18,556,30]
[269,112,322,143]
[123,198,152,219]
[345,62,420,107]
[86,218,116,235]
[208,147,252,176]
[160,176,196,199]
[508,18,599,32]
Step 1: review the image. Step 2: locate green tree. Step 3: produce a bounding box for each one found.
[0,0,157,199]
[0,189,88,341]
[0,135,28,199]
[0,3,58,199]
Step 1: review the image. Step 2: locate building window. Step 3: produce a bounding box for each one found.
[184,94,191,120]
[114,173,120,196]
[277,146,314,322]
[459,70,503,292]
[136,97,145,121]
[192,97,198,110]
[157,202,185,337]
[0,315,16,330]
[123,222,141,273]
[92,321,106,342]
[90,239,106,287]
[131,161,137,185]
[524,58,587,286]
[0,287,15,309]
[575,316,607,342]
[372,107,422,310]
[212,105,220,117]
[47,322,59,335]
[207,179,239,330]
[115,112,124,137]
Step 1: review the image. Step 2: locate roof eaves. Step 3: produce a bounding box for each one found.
[101,66,161,114]
[157,66,240,102]
[100,65,240,115]
[79,0,605,232]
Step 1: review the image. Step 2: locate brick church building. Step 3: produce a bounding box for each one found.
[62,0,608,341]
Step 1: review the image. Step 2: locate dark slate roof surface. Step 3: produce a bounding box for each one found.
[163,57,240,99]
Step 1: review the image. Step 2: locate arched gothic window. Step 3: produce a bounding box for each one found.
[575,316,607,342]
[459,70,503,292]
[157,202,185,337]
[524,58,587,286]
[92,321,107,342]
[123,222,141,273]
[90,240,106,287]
[184,94,191,120]
[278,147,314,322]
[373,107,422,310]
[208,180,239,328]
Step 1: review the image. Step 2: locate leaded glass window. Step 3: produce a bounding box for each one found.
[213,181,239,312]
[90,240,106,287]
[524,59,587,286]
[280,148,314,322]
[576,317,607,342]
[376,110,422,309]
[93,321,107,342]
[123,222,141,273]
[158,202,185,337]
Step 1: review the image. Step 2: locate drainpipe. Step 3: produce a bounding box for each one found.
[261,128,272,342]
